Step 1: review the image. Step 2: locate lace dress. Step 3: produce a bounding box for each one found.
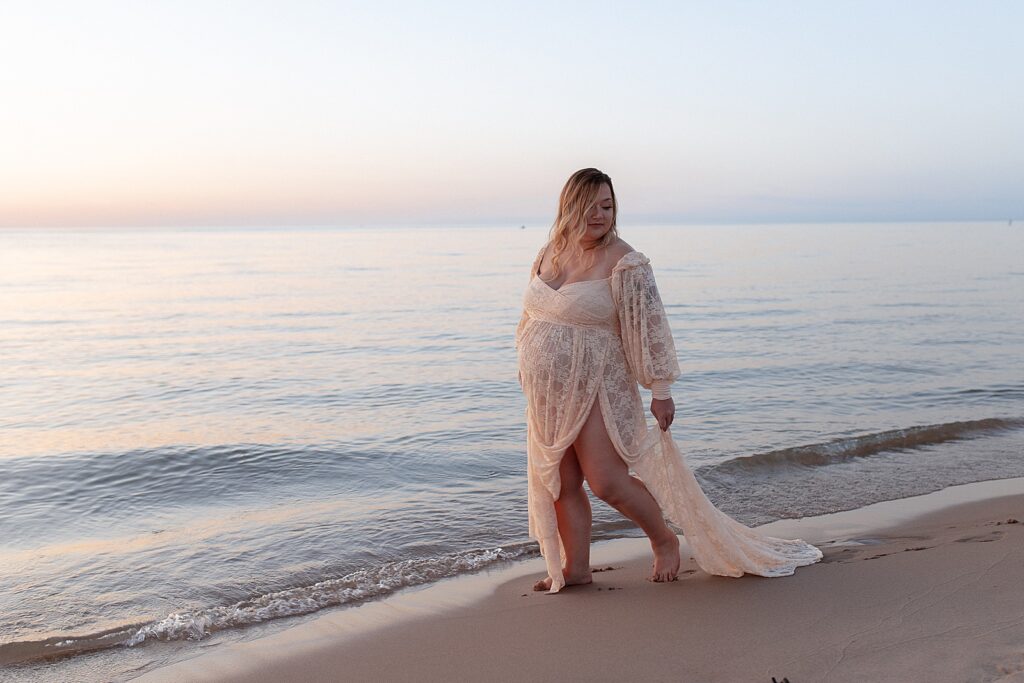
[515,245,823,592]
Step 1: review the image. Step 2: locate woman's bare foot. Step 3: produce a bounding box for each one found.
[532,568,593,592]
[650,534,680,582]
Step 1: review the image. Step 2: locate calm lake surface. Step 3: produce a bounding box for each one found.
[1,222,1022,681]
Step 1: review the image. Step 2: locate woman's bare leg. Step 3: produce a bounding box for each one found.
[574,399,681,582]
[532,445,594,591]
[554,445,593,579]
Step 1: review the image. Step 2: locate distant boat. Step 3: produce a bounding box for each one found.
[520,225,526,229]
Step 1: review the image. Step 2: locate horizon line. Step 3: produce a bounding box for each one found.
[0,216,1018,231]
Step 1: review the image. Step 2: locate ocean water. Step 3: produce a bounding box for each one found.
[1,222,1022,681]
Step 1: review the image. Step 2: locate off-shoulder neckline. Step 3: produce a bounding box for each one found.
[534,246,644,292]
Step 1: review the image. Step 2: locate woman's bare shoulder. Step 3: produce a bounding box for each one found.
[607,238,636,261]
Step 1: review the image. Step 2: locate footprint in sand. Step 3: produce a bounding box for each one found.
[955,530,1004,543]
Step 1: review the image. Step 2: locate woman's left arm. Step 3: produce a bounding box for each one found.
[612,253,681,430]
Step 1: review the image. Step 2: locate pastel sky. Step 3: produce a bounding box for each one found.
[2,1,1021,227]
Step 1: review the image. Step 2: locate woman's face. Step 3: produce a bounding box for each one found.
[581,183,615,243]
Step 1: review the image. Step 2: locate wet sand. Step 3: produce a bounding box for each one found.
[135,477,1024,683]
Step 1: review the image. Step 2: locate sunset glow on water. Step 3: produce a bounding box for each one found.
[2,222,1022,680]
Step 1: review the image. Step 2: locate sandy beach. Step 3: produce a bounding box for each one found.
[133,477,1024,683]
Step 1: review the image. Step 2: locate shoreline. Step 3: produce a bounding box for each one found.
[135,476,1024,682]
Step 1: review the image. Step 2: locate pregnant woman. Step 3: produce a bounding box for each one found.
[516,168,823,592]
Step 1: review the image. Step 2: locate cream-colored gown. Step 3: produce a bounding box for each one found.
[516,245,823,593]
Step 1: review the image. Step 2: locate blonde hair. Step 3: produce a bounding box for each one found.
[545,168,618,279]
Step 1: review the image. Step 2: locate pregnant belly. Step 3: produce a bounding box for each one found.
[518,321,574,381]
[518,320,610,387]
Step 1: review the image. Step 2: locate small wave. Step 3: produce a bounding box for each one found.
[0,544,537,667]
[953,385,1024,401]
[705,417,1024,477]
[124,543,535,646]
[0,442,399,534]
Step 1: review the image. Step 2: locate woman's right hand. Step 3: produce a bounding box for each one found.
[650,397,675,431]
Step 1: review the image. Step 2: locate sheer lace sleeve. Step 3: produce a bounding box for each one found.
[611,251,681,400]
[516,244,548,352]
